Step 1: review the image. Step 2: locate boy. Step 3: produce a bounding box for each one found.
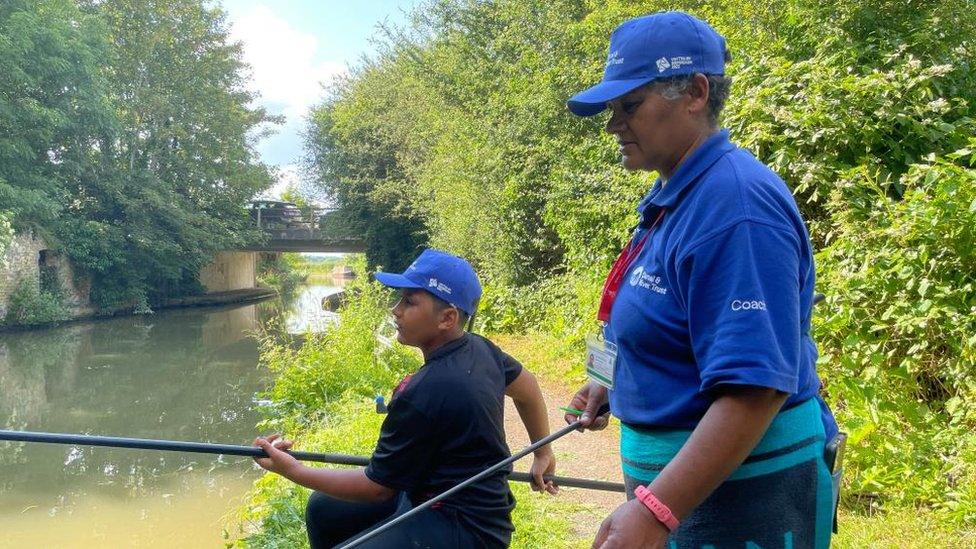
[254,249,556,548]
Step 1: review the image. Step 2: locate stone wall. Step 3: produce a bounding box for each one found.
[198,251,257,293]
[0,231,93,321]
[0,232,45,320]
[1,238,261,325]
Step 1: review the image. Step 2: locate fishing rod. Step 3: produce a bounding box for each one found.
[0,429,624,493]
[337,406,610,549]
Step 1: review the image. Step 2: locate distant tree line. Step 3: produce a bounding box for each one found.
[0,0,275,308]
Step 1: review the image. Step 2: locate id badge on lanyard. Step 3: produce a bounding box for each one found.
[586,209,666,390]
[586,334,617,390]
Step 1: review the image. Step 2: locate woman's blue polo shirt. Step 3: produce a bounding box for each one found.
[604,130,837,439]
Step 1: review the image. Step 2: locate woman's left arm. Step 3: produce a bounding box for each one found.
[592,385,788,549]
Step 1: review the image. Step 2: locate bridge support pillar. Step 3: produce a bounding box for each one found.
[199,251,258,293]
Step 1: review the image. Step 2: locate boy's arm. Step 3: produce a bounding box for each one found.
[253,436,397,503]
[505,369,558,493]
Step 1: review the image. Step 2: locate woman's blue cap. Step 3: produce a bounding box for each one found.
[373,249,482,315]
[567,11,728,117]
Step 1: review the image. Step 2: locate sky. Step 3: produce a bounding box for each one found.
[218,0,419,200]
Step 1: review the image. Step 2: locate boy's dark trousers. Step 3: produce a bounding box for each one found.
[305,491,484,548]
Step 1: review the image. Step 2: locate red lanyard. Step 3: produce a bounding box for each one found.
[597,209,666,323]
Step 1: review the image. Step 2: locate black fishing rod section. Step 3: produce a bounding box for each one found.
[0,429,624,493]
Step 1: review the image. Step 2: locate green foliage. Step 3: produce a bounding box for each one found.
[814,146,976,518]
[305,95,428,272]
[279,186,310,210]
[257,253,308,303]
[1,278,68,327]
[0,0,115,227]
[0,0,275,312]
[725,39,974,239]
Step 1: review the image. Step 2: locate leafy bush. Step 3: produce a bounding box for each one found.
[257,253,308,303]
[2,278,68,327]
[814,145,976,517]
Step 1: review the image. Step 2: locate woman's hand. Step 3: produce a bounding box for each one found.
[592,498,669,549]
[529,446,558,495]
[253,434,301,478]
[564,381,610,430]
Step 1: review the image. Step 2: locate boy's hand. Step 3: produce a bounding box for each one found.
[565,381,610,430]
[253,434,301,477]
[530,446,558,495]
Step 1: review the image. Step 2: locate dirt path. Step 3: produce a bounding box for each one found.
[504,377,624,542]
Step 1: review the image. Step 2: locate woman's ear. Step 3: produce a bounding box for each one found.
[687,73,710,114]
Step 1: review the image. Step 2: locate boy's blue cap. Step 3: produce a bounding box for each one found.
[567,12,728,117]
[374,249,481,315]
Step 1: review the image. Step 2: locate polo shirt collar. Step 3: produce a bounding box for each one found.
[426,332,470,362]
[637,129,736,221]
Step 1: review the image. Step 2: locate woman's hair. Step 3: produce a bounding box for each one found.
[649,73,733,127]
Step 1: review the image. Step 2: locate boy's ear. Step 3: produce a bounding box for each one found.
[438,306,460,331]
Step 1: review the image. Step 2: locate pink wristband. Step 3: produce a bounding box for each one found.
[634,485,680,531]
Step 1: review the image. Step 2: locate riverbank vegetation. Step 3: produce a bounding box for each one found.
[270,0,976,544]
[0,0,274,311]
[257,254,309,302]
[0,278,68,328]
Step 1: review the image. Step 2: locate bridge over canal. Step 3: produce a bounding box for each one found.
[244,201,366,253]
[198,202,365,295]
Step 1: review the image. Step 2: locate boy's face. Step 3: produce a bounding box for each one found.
[390,288,453,348]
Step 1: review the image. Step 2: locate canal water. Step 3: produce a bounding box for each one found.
[0,281,343,548]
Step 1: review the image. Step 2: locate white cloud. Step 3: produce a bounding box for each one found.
[230,4,346,199]
[256,164,299,200]
[257,164,332,207]
[230,5,345,121]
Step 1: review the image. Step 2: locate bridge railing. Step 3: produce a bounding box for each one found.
[249,204,338,231]
[246,203,364,251]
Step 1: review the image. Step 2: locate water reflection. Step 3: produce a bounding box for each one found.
[0,282,343,547]
[286,285,343,334]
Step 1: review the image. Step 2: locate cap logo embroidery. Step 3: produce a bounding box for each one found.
[669,55,693,70]
[428,278,453,294]
[655,57,670,72]
[606,50,624,67]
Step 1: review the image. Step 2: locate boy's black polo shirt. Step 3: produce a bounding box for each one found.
[365,333,523,548]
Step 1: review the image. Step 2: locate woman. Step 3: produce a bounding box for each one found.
[563,12,840,549]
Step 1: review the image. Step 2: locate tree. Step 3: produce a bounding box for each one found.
[68,0,277,306]
[0,0,115,231]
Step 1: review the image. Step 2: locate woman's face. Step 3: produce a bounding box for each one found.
[604,85,689,174]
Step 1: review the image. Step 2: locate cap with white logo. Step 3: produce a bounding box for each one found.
[567,11,729,117]
[374,249,481,315]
